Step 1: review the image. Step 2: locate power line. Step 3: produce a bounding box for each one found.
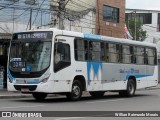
[0,1,18,10]
[31,0,46,26]
[0,0,158,39]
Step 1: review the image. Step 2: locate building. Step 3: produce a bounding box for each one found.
[126,9,160,57]
[49,0,96,34]
[50,0,126,37]
[96,0,126,38]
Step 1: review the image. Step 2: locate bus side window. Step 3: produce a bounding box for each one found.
[75,39,85,61]
[101,42,105,61]
[146,48,155,65]
[105,43,109,62]
[54,43,71,72]
[108,43,119,63]
[84,40,89,61]
[89,41,101,61]
[154,48,157,65]
[134,47,145,65]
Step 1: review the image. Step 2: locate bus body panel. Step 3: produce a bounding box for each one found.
[7,28,158,96]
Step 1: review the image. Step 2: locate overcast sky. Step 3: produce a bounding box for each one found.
[126,0,160,10]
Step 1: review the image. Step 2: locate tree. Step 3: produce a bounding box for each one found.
[126,20,147,41]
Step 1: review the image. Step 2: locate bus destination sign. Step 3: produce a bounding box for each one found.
[13,32,53,40]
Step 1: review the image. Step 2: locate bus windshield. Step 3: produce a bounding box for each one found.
[9,41,51,73]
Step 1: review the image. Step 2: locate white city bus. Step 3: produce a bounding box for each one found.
[7,28,158,101]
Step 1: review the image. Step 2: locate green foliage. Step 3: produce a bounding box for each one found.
[126,20,147,41]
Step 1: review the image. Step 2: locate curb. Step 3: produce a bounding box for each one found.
[0,94,32,99]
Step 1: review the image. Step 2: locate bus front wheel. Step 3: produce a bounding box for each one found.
[32,93,47,101]
[66,80,82,101]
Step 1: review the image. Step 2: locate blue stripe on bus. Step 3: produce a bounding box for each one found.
[26,81,40,84]
[84,33,101,40]
[126,74,152,80]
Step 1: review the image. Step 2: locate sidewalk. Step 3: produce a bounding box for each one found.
[0,84,160,99]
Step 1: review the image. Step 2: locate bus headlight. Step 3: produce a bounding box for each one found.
[41,74,51,83]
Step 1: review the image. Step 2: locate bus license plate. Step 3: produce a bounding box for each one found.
[21,88,29,92]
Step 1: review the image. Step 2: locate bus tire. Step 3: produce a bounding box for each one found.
[119,79,136,97]
[66,80,82,101]
[89,91,105,98]
[32,93,47,101]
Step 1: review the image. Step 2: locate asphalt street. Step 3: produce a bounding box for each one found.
[0,89,160,120]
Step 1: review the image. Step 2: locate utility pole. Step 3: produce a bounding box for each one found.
[13,8,15,33]
[29,9,32,30]
[58,0,66,30]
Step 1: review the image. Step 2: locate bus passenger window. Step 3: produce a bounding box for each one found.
[134,47,145,65]
[108,43,119,63]
[101,42,105,61]
[122,45,132,64]
[89,41,101,61]
[146,48,155,65]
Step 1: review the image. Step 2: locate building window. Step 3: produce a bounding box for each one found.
[126,13,152,24]
[103,5,119,23]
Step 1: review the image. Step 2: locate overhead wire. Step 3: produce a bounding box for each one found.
[0,0,159,40]
[31,0,46,26]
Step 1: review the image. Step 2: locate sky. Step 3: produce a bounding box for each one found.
[126,0,160,10]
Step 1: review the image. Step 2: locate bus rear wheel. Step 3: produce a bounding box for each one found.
[66,80,82,101]
[119,79,136,97]
[32,93,47,101]
[89,91,105,98]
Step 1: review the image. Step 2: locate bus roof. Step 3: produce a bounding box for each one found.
[21,28,156,48]
[60,29,156,48]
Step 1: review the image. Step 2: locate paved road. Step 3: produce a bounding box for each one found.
[0,89,160,120]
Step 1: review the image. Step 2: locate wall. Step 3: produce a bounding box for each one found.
[96,0,126,38]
